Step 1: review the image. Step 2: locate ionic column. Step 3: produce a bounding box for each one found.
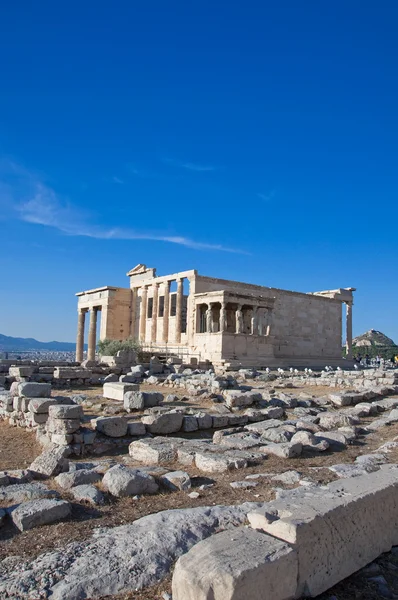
[175,278,183,343]
[139,286,148,342]
[345,302,353,359]
[163,280,171,343]
[151,283,159,342]
[251,306,258,335]
[235,304,243,334]
[130,288,137,338]
[76,309,86,362]
[220,302,227,333]
[87,307,98,361]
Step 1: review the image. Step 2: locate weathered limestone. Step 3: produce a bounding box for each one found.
[48,404,83,420]
[160,471,191,491]
[54,469,102,490]
[103,382,139,402]
[69,484,105,506]
[247,465,398,597]
[142,412,183,434]
[172,528,298,600]
[96,417,128,438]
[0,483,59,504]
[11,499,71,531]
[127,421,146,436]
[29,444,70,477]
[124,391,163,411]
[18,382,51,398]
[129,438,179,464]
[102,465,158,497]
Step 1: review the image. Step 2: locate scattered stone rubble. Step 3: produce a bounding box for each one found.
[1,359,398,598]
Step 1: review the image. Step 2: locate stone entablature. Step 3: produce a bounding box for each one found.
[75,264,355,367]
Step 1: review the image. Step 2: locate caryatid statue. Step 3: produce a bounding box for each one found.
[236,305,243,334]
[206,305,213,333]
[220,303,227,332]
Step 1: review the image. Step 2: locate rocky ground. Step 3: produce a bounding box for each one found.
[2,369,398,598]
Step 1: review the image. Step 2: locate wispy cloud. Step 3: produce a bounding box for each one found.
[257,189,276,202]
[1,159,246,254]
[162,158,217,172]
[112,176,124,185]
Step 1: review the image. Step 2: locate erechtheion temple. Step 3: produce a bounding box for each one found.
[76,264,355,367]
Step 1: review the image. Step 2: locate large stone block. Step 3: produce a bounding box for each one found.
[18,382,51,398]
[9,366,34,378]
[172,527,297,600]
[142,412,183,434]
[29,397,76,414]
[224,390,262,408]
[123,390,163,411]
[247,465,398,598]
[54,367,91,380]
[129,438,179,464]
[102,464,158,497]
[11,498,71,531]
[46,418,81,435]
[29,444,70,477]
[96,416,128,437]
[48,404,83,420]
[0,482,59,504]
[55,469,102,490]
[103,382,139,401]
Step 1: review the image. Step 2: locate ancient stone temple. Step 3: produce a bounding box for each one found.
[75,264,355,367]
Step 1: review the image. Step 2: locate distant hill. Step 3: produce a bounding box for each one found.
[0,333,79,352]
[353,329,395,348]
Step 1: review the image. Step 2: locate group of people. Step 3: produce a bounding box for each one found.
[354,353,397,367]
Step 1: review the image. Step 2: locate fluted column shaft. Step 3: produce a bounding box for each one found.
[175,278,183,343]
[163,281,171,343]
[151,283,159,342]
[130,289,137,338]
[139,286,148,342]
[76,310,86,362]
[346,302,353,359]
[87,308,98,361]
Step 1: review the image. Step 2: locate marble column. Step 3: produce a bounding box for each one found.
[251,306,258,335]
[87,307,98,361]
[235,304,243,334]
[76,309,86,362]
[345,302,353,359]
[151,283,159,343]
[130,288,137,338]
[139,286,148,342]
[175,278,183,343]
[220,302,227,333]
[163,280,171,343]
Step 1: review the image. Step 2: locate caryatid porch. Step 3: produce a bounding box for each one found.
[192,290,276,365]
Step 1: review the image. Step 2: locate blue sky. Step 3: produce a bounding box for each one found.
[0,1,397,343]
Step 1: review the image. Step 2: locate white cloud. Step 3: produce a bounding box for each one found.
[162,158,217,172]
[2,159,245,253]
[257,190,276,202]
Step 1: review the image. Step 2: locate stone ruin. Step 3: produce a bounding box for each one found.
[1,357,398,598]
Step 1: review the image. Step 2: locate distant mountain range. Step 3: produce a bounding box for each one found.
[0,333,81,352]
